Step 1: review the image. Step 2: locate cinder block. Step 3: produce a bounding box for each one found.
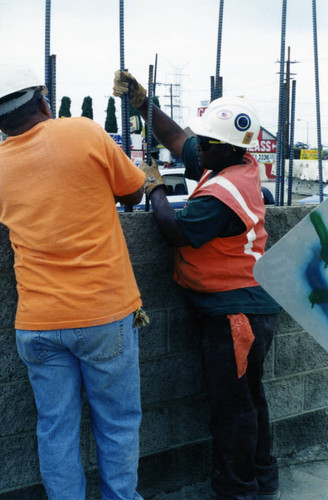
[0,225,14,272]
[276,310,304,335]
[140,352,203,406]
[0,273,17,328]
[0,328,27,383]
[263,342,274,380]
[80,420,92,468]
[138,442,211,498]
[275,331,328,376]
[168,307,202,354]
[138,309,168,361]
[120,212,171,263]
[168,396,211,447]
[0,433,40,490]
[133,262,185,310]
[1,204,328,498]
[265,206,313,248]
[0,381,36,436]
[140,406,169,455]
[272,409,328,458]
[304,369,328,411]
[0,484,46,500]
[85,469,102,500]
[264,376,303,420]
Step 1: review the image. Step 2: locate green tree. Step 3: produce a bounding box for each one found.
[105,97,118,133]
[81,96,93,119]
[58,96,71,118]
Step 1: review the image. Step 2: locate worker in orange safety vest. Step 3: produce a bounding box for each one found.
[114,70,281,500]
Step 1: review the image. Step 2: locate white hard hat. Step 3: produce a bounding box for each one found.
[189,96,260,149]
[0,63,47,116]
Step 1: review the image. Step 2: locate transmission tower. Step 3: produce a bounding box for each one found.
[166,64,189,125]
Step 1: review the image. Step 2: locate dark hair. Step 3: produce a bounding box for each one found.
[0,88,43,133]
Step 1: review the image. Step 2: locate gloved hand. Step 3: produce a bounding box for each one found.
[113,70,147,109]
[139,158,165,196]
[133,307,150,329]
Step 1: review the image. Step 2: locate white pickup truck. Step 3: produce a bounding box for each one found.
[117,167,198,212]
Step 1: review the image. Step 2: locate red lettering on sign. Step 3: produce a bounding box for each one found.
[197,107,207,117]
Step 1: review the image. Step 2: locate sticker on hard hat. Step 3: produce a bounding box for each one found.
[234,113,251,131]
[242,132,254,145]
[217,110,232,120]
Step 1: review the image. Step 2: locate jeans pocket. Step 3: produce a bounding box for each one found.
[16,330,48,365]
[74,321,125,362]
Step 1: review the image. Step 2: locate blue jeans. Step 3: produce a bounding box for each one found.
[16,314,143,500]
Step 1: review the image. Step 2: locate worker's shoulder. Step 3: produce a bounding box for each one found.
[56,116,103,133]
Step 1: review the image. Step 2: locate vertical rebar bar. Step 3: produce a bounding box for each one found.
[287,79,296,205]
[119,0,130,158]
[145,65,154,212]
[279,82,287,206]
[50,54,56,119]
[153,54,158,96]
[275,0,287,206]
[214,0,224,100]
[210,76,215,102]
[45,0,51,91]
[312,0,323,202]
[146,65,154,166]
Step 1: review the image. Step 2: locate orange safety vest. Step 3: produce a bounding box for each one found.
[174,152,267,293]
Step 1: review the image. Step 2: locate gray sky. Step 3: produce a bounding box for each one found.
[1,0,328,146]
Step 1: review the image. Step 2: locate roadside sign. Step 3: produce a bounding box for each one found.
[254,201,328,352]
[197,107,207,117]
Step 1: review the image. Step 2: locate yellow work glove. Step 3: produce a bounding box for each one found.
[139,158,165,196]
[133,307,150,329]
[113,70,147,109]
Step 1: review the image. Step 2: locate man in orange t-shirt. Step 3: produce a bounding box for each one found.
[0,64,146,500]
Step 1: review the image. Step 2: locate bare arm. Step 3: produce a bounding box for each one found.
[115,186,144,206]
[149,187,191,247]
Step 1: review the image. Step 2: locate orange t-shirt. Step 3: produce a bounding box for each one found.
[0,117,145,330]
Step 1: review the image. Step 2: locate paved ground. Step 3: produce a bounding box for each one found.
[150,460,328,499]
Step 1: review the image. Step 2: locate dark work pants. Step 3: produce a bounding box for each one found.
[201,313,279,500]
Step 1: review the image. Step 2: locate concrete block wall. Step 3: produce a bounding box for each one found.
[1,206,328,499]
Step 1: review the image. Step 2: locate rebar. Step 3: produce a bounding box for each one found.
[119,0,130,158]
[145,65,154,212]
[45,0,51,91]
[287,79,296,205]
[279,82,288,206]
[210,75,215,103]
[146,65,154,166]
[275,0,287,206]
[50,54,56,119]
[213,0,224,100]
[312,0,323,202]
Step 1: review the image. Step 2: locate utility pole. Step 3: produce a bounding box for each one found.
[156,82,180,120]
[284,46,299,157]
[167,64,188,125]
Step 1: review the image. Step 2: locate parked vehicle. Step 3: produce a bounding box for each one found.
[296,185,328,204]
[117,168,198,211]
[117,167,274,211]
